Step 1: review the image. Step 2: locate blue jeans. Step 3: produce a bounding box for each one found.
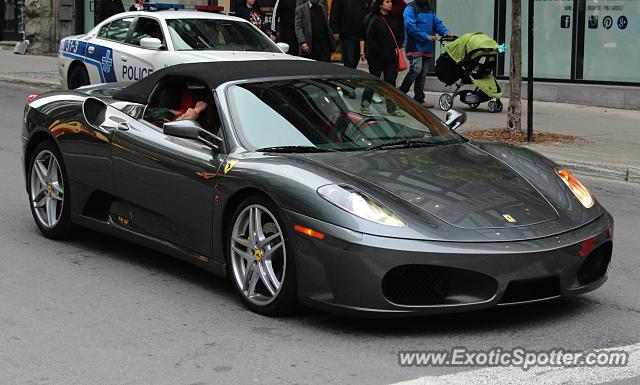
[399,55,430,103]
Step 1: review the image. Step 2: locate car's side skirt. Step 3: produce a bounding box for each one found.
[73,214,227,278]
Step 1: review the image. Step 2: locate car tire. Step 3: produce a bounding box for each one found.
[227,194,297,316]
[27,140,75,239]
[68,64,89,89]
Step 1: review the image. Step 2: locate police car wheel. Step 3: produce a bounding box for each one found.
[68,64,89,89]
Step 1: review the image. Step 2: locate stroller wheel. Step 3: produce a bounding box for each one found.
[495,100,503,112]
[488,100,498,113]
[469,103,479,109]
[439,94,453,111]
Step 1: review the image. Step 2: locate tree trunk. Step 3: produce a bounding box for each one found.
[507,0,522,131]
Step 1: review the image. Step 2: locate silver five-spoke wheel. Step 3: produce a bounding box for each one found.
[30,149,64,228]
[230,204,286,306]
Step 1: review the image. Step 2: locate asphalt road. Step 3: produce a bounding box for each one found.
[1,83,639,385]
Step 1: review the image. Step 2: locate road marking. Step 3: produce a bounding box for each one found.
[393,343,640,385]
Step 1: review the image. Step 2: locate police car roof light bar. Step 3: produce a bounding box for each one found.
[142,3,185,11]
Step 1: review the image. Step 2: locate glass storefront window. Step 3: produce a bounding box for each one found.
[504,0,574,79]
[583,0,640,82]
[435,0,496,59]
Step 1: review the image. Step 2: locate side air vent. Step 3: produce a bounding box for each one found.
[82,97,107,128]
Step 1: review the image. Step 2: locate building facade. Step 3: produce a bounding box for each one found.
[434,0,640,85]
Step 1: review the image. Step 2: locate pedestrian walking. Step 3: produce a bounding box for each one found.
[294,0,335,62]
[271,0,301,55]
[360,0,404,116]
[398,0,452,108]
[329,0,369,69]
[94,0,125,24]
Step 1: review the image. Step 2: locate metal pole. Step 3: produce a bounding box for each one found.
[527,0,534,142]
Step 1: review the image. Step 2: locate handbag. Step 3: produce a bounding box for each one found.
[381,16,407,71]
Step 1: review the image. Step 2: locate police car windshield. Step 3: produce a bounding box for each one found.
[166,19,280,52]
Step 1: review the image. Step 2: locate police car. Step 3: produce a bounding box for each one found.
[59,10,293,89]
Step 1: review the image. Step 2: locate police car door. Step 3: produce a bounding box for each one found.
[119,16,166,82]
[90,16,136,83]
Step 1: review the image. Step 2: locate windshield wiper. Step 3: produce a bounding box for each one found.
[255,145,337,153]
[365,139,437,151]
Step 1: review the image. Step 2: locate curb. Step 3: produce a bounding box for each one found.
[547,156,640,184]
[0,75,60,89]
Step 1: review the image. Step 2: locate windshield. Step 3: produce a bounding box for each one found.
[227,78,464,152]
[166,19,280,52]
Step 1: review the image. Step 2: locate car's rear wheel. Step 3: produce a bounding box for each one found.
[227,195,297,316]
[68,64,89,89]
[27,141,74,239]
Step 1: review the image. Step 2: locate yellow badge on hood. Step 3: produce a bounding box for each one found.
[224,160,238,174]
[503,214,516,223]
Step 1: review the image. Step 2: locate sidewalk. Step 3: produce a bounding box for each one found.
[0,49,59,88]
[1,49,639,183]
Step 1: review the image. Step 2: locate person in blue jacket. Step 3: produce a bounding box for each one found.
[399,0,452,108]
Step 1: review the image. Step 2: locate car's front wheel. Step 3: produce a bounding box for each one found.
[227,195,297,316]
[27,141,74,239]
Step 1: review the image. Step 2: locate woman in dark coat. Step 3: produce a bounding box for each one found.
[360,0,403,115]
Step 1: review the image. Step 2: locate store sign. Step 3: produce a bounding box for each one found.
[584,0,639,82]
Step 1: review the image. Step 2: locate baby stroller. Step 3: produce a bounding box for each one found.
[435,33,504,113]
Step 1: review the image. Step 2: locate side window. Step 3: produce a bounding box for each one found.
[97,22,111,39]
[128,17,165,47]
[104,17,135,43]
[143,81,222,135]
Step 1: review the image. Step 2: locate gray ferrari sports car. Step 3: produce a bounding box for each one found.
[21,60,613,317]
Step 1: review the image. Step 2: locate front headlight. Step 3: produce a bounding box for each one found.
[317,184,406,227]
[556,169,594,208]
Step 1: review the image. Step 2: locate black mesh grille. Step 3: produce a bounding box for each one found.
[382,265,497,306]
[578,242,612,285]
[83,98,106,126]
[500,276,560,304]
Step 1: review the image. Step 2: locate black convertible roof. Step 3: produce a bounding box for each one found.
[112,60,368,104]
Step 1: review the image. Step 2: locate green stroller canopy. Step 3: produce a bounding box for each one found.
[445,32,502,99]
[444,32,500,63]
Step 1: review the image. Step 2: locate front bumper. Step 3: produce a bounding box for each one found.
[282,209,613,317]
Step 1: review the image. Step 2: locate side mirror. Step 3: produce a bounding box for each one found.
[140,37,163,50]
[445,109,467,131]
[276,42,290,53]
[163,120,222,150]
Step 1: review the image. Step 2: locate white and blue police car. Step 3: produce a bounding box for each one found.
[59,9,293,89]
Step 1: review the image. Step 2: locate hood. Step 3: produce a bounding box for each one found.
[169,51,301,63]
[300,144,559,230]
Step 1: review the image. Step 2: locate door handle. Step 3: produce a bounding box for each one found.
[87,46,95,54]
[117,122,130,131]
[121,56,128,62]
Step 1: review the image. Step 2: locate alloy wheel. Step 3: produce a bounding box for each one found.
[30,150,64,228]
[230,204,286,306]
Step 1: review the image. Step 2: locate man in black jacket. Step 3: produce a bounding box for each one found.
[271,0,300,55]
[329,0,369,68]
[95,0,125,24]
[295,0,335,61]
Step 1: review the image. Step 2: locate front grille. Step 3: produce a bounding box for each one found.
[578,242,612,285]
[500,276,560,304]
[382,265,497,306]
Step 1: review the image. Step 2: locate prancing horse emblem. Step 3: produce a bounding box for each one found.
[503,214,516,223]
